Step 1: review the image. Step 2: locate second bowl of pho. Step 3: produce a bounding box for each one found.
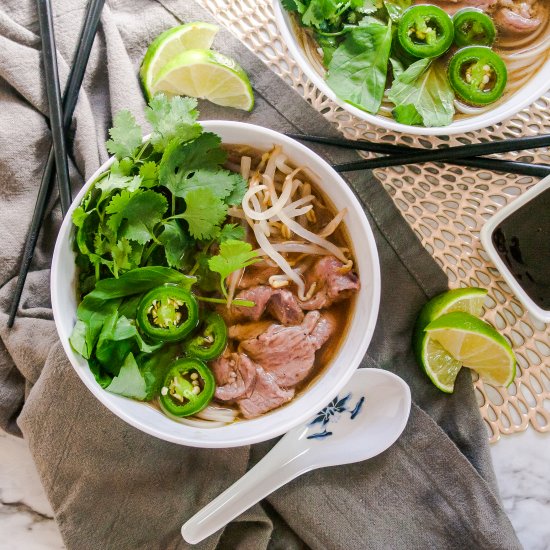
[274,1,550,135]
[51,120,381,448]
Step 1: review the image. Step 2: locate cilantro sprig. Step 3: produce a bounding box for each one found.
[74,94,248,287]
[208,240,260,300]
[71,94,259,403]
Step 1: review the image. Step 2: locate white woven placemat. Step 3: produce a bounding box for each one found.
[198,0,550,443]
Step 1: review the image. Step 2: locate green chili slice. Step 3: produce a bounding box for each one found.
[137,285,199,342]
[184,311,228,361]
[453,8,496,48]
[448,46,507,106]
[159,358,215,417]
[398,5,454,59]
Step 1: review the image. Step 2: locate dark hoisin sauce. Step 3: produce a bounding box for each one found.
[491,188,550,310]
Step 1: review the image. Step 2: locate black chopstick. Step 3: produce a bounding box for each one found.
[288,133,550,177]
[37,0,72,215]
[7,0,104,328]
[451,158,550,178]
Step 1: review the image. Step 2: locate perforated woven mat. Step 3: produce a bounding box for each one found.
[197,0,550,442]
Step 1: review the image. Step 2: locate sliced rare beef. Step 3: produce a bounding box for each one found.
[415,0,547,33]
[211,350,296,418]
[301,256,360,311]
[229,286,304,325]
[231,286,274,322]
[237,367,295,419]
[266,290,305,325]
[229,320,274,341]
[494,0,546,33]
[238,263,280,289]
[210,352,257,401]
[413,0,495,15]
[239,310,336,387]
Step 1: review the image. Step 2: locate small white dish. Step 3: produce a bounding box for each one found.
[480,175,550,324]
[182,368,411,544]
[50,121,381,448]
[273,0,550,136]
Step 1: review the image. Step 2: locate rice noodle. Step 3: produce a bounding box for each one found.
[195,405,238,423]
[158,400,231,428]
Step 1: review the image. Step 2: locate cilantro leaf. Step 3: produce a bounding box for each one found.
[105,190,133,234]
[106,190,168,244]
[282,0,300,11]
[302,0,340,28]
[159,133,227,196]
[181,188,227,240]
[146,94,202,151]
[224,173,247,206]
[96,172,142,201]
[106,110,142,159]
[72,206,87,228]
[111,238,133,275]
[139,161,158,188]
[158,220,193,269]
[110,157,134,176]
[208,239,260,298]
[178,168,243,201]
[217,223,245,242]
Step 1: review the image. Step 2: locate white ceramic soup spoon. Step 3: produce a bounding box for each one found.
[182,368,411,544]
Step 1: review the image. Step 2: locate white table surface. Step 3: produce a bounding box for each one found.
[1,427,549,549]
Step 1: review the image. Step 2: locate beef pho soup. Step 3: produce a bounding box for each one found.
[286,0,549,127]
[171,145,360,427]
[67,100,363,433]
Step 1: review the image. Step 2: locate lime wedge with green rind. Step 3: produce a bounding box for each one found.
[412,287,488,391]
[140,22,219,101]
[425,311,516,390]
[150,49,254,111]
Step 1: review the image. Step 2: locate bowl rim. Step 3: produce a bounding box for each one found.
[273,0,550,136]
[480,174,550,324]
[51,120,381,447]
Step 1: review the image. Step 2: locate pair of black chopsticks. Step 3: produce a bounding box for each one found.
[287,133,550,178]
[7,0,104,328]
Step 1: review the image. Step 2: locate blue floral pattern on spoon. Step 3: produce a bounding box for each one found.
[306,393,365,440]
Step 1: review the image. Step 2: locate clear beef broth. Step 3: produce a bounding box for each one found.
[217,144,358,416]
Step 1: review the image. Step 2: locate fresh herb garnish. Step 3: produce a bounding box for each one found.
[388,58,455,127]
[74,94,247,285]
[283,0,464,127]
[208,240,261,300]
[70,95,256,400]
[327,19,393,115]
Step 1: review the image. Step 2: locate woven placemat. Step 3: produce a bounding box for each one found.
[197,0,550,443]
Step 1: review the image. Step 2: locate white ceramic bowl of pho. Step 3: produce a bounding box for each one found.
[273,0,550,136]
[51,121,381,448]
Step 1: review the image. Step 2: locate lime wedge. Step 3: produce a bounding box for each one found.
[150,49,254,111]
[413,287,487,391]
[425,312,516,390]
[140,22,219,100]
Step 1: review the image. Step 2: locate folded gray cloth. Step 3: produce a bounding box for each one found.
[0,1,521,548]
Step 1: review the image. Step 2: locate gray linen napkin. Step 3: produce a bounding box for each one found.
[0,1,521,548]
